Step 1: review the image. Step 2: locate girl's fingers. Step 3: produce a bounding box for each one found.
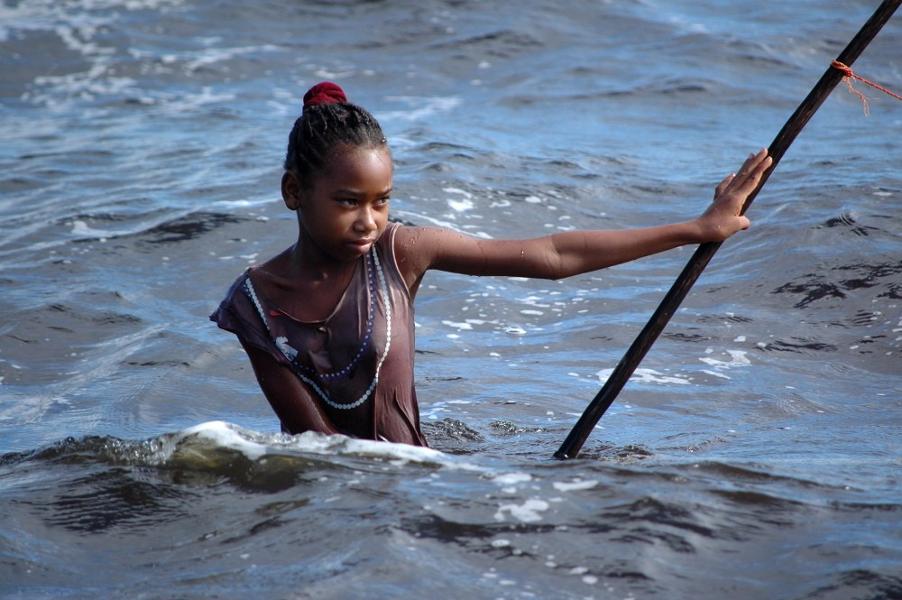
[720,150,768,192]
[716,173,735,195]
[737,149,767,180]
[736,155,772,194]
[729,152,770,192]
[713,150,771,217]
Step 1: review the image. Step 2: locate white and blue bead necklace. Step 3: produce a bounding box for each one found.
[244,247,392,410]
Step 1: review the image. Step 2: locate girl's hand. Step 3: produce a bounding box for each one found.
[695,148,772,242]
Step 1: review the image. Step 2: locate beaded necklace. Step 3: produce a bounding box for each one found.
[244,247,392,410]
[292,250,378,381]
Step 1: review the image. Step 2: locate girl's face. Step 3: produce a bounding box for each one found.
[289,144,393,262]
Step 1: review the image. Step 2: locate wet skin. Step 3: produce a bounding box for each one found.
[249,144,393,323]
[286,144,393,264]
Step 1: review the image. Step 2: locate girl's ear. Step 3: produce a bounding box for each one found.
[281,171,304,211]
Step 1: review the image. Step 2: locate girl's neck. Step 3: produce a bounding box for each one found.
[286,231,354,283]
[251,240,360,323]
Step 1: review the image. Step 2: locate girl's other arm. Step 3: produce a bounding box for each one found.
[395,150,771,290]
[240,340,340,435]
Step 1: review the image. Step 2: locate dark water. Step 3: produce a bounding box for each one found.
[1,0,901,598]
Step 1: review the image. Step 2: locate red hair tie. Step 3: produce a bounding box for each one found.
[302,81,347,110]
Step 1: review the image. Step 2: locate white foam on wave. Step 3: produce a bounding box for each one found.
[492,472,532,486]
[552,479,597,492]
[211,193,276,210]
[443,187,472,199]
[448,198,475,212]
[444,188,475,213]
[394,209,469,234]
[494,498,549,523]
[702,369,731,380]
[65,208,200,243]
[181,420,268,460]
[596,367,691,386]
[12,1,264,113]
[30,64,138,108]
[175,420,479,470]
[0,1,99,44]
[82,0,182,9]
[8,1,182,107]
[154,87,236,113]
[699,349,751,371]
[183,44,279,73]
[492,472,533,494]
[70,219,114,238]
[1,0,183,41]
[519,295,550,307]
[378,96,461,123]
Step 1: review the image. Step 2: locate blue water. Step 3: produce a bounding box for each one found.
[1,0,900,597]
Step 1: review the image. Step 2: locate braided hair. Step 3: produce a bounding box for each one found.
[284,82,387,187]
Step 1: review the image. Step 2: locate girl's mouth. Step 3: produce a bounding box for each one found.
[347,238,375,250]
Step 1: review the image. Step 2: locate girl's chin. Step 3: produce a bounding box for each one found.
[344,240,374,255]
[321,240,372,262]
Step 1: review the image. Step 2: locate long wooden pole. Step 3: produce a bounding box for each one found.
[555,0,901,460]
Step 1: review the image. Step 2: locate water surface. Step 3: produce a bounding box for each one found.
[1,0,900,597]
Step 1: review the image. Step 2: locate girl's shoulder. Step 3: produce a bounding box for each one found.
[209,267,286,361]
[381,222,422,296]
[210,266,262,329]
[214,267,253,306]
[379,220,402,244]
[241,247,310,315]
[388,223,464,293]
[246,247,294,288]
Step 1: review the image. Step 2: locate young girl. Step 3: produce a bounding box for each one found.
[211,81,772,447]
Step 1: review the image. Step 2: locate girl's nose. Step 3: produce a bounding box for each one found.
[355,206,376,232]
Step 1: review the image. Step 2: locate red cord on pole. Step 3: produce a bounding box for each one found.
[831,59,902,115]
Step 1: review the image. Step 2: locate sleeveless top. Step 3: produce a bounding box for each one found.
[210,223,428,446]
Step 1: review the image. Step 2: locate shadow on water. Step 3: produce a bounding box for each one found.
[140,212,247,245]
[806,571,902,600]
[66,211,248,246]
[36,468,193,533]
[773,260,902,308]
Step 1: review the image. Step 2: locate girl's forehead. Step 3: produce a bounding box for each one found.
[319,145,393,188]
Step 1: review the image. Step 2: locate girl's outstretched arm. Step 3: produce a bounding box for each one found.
[395,150,771,294]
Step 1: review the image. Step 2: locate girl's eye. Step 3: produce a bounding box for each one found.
[336,198,357,206]
[376,196,390,206]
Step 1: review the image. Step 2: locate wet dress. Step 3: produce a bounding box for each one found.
[210,223,428,446]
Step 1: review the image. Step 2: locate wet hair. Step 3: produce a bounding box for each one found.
[284,82,387,187]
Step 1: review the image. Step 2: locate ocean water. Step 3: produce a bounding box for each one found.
[1,0,900,598]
